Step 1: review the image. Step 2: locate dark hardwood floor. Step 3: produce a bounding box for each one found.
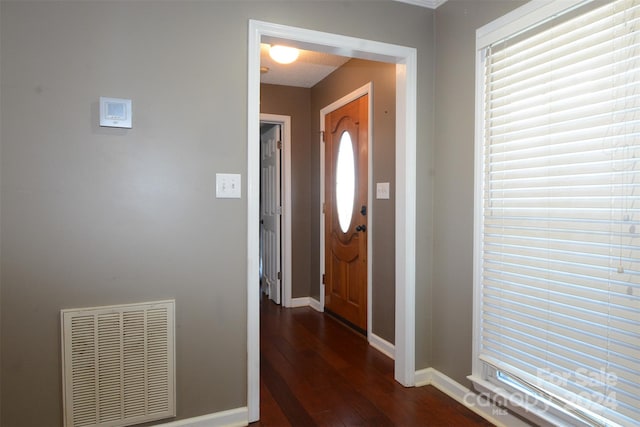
[254,296,494,426]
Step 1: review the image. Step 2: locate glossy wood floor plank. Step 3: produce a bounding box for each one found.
[255,296,494,427]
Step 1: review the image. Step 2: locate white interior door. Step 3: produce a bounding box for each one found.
[260,123,281,304]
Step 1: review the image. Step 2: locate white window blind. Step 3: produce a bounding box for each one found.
[476,0,639,426]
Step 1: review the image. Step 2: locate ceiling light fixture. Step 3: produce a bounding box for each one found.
[269,45,299,64]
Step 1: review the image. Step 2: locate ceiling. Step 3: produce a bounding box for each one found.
[258,0,447,88]
[260,44,351,88]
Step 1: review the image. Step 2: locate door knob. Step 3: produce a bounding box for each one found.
[355,224,367,232]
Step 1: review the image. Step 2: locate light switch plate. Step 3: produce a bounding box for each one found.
[376,182,390,200]
[216,173,241,199]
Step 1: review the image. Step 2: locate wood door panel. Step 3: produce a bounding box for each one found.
[330,234,359,261]
[324,94,368,331]
[327,257,360,317]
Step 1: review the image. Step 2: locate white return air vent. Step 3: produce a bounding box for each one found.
[61,300,176,427]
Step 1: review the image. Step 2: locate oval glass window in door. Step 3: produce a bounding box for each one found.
[336,130,355,233]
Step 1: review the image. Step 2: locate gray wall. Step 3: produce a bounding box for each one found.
[310,59,397,343]
[432,0,527,386]
[260,83,312,299]
[0,0,538,423]
[0,1,435,425]
[2,2,250,424]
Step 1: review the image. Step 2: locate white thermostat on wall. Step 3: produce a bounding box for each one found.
[100,97,132,128]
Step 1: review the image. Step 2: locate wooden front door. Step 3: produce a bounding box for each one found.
[324,94,368,332]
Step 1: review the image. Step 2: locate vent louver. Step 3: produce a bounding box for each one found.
[61,300,175,427]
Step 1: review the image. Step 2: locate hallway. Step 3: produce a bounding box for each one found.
[255,297,494,426]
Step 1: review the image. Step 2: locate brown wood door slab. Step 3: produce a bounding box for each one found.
[324,94,368,331]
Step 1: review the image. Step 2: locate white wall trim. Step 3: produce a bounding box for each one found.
[415,369,531,427]
[289,297,310,308]
[309,297,323,312]
[394,0,448,10]
[158,407,248,427]
[414,367,434,387]
[247,20,262,424]
[369,333,395,360]
[287,297,324,311]
[394,56,417,387]
[248,19,417,422]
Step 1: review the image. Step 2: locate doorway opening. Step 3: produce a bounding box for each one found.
[248,20,417,422]
[259,114,292,307]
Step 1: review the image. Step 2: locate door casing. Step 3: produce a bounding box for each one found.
[320,84,373,339]
[248,20,417,423]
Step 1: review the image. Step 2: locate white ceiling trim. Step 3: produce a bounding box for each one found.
[394,0,448,9]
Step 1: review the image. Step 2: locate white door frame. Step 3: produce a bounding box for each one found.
[248,20,417,422]
[320,83,373,340]
[259,114,292,308]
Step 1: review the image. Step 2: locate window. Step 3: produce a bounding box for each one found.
[473,1,639,426]
[336,130,356,233]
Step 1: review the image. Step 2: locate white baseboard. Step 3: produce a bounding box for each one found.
[414,367,434,387]
[289,297,310,308]
[286,296,324,312]
[369,333,395,359]
[415,368,531,427]
[158,407,248,427]
[309,297,323,312]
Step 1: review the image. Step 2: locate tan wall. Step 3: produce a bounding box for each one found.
[432,0,527,386]
[0,1,435,425]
